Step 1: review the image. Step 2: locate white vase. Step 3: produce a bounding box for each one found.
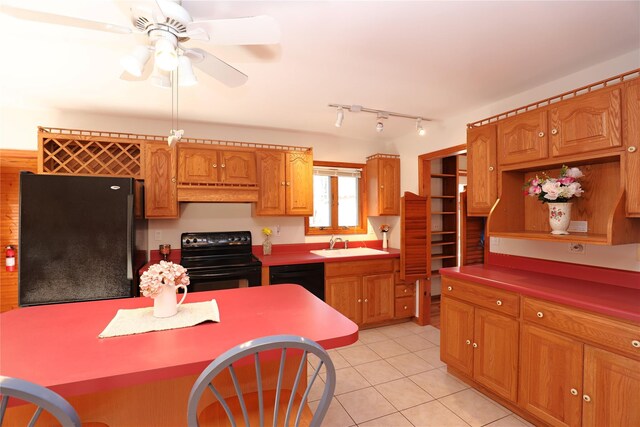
[153,284,188,318]
[548,202,572,235]
[382,231,388,249]
[263,237,272,255]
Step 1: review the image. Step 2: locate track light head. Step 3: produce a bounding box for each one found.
[416,118,426,136]
[376,121,384,133]
[335,107,344,128]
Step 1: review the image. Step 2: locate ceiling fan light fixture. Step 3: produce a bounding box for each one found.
[416,118,426,136]
[177,55,198,87]
[150,67,172,89]
[335,107,344,128]
[120,45,150,77]
[154,37,179,71]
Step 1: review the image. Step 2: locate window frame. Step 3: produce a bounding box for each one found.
[304,160,368,235]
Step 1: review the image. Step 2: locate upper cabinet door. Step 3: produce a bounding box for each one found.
[219,150,257,185]
[467,125,497,216]
[178,146,219,184]
[498,109,548,166]
[380,158,401,215]
[144,142,178,218]
[255,150,286,215]
[285,151,314,215]
[624,79,640,217]
[550,87,622,158]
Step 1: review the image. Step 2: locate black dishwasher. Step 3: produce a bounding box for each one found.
[269,263,325,301]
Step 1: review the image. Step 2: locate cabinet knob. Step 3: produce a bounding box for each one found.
[357,299,362,303]
[496,300,503,306]
[538,131,545,138]
[286,182,291,186]
[472,343,478,348]
[404,288,408,293]
[537,311,544,318]
[465,339,471,345]
[380,185,384,189]
[632,340,640,348]
[447,286,453,291]
[281,181,286,186]
[403,305,408,310]
[171,177,176,183]
[221,164,226,168]
[570,388,578,396]
[488,166,494,171]
[628,146,637,153]
[551,128,558,135]
[583,395,591,402]
[212,163,217,168]
[364,298,368,303]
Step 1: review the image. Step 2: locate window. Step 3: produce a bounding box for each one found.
[305,161,367,235]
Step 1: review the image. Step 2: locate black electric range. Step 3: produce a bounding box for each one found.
[180,231,262,292]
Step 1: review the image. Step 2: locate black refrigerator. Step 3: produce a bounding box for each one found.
[19,173,148,306]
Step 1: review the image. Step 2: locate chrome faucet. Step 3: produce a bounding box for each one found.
[329,235,344,250]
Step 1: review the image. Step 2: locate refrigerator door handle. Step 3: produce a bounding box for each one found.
[126,194,133,281]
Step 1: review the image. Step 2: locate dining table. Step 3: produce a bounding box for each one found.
[0,284,359,426]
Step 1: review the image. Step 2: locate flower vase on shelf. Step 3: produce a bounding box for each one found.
[263,236,272,255]
[548,202,572,235]
[382,231,388,249]
[153,283,188,318]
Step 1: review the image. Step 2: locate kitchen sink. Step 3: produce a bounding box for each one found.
[310,247,389,257]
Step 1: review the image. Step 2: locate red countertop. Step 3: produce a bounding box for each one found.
[0,285,358,399]
[254,242,400,267]
[440,264,640,323]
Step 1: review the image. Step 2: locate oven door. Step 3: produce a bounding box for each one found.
[186,265,262,292]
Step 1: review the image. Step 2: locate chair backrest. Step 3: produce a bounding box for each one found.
[0,376,81,427]
[187,335,336,427]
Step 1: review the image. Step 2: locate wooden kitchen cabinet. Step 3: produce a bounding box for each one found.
[255,149,313,216]
[366,154,400,216]
[441,279,519,402]
[624,78,640,216]
[467,124,497,216]
[497,109,548,166]
[178,144,257,185]
[144,141,178,218]
[325,259,395,327]
[549,86,622,158]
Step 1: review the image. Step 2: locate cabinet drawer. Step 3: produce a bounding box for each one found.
[442,277,519,317]
[395,283,415,298]
[523,297,640,360]
[395,296,415,318]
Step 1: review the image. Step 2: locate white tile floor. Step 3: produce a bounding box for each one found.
[308,323,536,427]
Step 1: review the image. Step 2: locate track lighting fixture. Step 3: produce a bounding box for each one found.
[329,104,431,134]
[335,107,344,128]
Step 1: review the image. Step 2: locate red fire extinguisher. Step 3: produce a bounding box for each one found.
[6,245,16,272]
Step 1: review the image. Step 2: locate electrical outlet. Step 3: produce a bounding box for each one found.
[568,242,585,254]
[275,225,281,236]
[154,231,162,241]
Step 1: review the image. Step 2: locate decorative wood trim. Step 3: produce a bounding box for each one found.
[467,69,640,128]
[366,153,400,161]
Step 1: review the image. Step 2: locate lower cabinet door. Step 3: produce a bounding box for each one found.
[361,273,394,324]
[473,308,519,402]
[582,346,640,427]
[441,297,474,376]
[325,276,362,324]
[519,324,583,427]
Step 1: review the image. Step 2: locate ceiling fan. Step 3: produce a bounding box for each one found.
[0,0,281,88]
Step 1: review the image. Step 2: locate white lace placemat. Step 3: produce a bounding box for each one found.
[99,299,220,338]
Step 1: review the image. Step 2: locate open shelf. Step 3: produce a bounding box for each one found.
[487,158,640,245]
[431,195,456,199]
[432,231,457,235]
[431,255,457,261]
[432,211,456,215]
[431,241,456,247]
[431,173,457,178]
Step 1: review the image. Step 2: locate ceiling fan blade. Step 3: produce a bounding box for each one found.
[186,15,280,45]
[185,48,248,87]
[0,5,132,34]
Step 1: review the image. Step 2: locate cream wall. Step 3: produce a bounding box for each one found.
[387,50,640,272]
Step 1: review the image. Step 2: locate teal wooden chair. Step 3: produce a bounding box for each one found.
[0,376,81,427]
[187,335,336,427]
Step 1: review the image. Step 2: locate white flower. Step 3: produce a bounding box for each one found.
[565,167,584,179]
[541,180,560,200]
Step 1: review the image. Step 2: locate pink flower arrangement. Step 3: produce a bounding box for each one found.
[524,165,584,203]
[139,261,190,298]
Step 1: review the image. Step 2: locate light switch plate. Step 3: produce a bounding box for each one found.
[568,221,588,233]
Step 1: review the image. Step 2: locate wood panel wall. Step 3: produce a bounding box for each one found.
[1,150,38,312]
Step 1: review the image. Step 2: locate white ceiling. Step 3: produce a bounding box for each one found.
[1,1,639,142]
